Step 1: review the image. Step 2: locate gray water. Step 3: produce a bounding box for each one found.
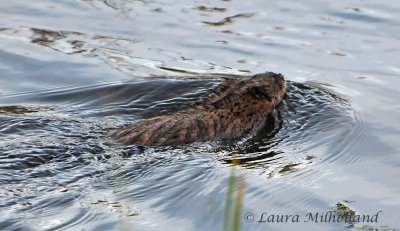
[0,1,399,231]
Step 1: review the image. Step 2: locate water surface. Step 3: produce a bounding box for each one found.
[1,1,399,230]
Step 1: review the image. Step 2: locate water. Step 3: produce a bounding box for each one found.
[1,1,399,230]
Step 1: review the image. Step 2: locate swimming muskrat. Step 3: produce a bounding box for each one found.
[114,72,287,146]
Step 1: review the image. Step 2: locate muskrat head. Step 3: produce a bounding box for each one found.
[245,72,287,105]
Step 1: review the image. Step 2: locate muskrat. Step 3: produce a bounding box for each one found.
[114,72,287,146]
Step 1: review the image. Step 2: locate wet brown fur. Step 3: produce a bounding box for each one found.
[114,72,287,146]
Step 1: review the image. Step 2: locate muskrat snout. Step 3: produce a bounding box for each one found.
[273,73,286,91]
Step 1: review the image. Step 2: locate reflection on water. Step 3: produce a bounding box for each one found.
[202,13,256,26]
[31,28,87,54]
[1,0,400,230]
[0,105,50,115]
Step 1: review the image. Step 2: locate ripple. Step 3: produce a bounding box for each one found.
[331,10,388,23]
[210,81,360,177]
[111,156,216,201]
[0,26,249,78]
[195,6,227,13]
[202,13,256,26]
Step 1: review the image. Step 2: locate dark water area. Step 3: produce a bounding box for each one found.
[1,1,399,231]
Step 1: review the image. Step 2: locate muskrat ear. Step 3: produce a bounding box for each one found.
[248,86,272,101]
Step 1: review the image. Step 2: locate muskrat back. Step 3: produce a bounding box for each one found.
[114,72,287,146]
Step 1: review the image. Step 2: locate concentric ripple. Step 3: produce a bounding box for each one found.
[215,80,362,177]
